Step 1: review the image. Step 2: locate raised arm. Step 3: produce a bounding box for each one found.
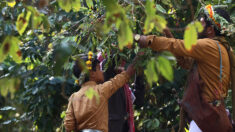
[138,35,207,61]
[98,57,138,99]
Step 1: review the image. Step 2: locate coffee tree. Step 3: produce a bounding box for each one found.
[0,0,234,131]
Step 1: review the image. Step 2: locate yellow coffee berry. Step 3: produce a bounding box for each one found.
[86,60,92,65]
[75,80,79,85]
[88,55,92,59]
[88,51,93,56]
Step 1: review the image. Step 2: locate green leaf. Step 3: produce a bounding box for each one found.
[154,15,167,32]
[27,6,43,29]
[42,16,51,32]
[184,21,203,50]
[85,88,100,104]
[153,118,160,128]
[16,11,32,35]
[72,0,81,12]
[156,4,166,14]
[0,78,20,98]
[60,111,66,119]
[86,0,93,9]
[0,36,22,63]
[194,20,204,33]
[103,0,117,11]
[144,15,167,34]
[144,16,155,34]
[85,88,96,99]
[57,0,72,12]
[145,0,155,18]
[157,56,173,81]
[144,59,158,86]
[118,22,133,50]
[144,0,167,34]
[184,22,197,50]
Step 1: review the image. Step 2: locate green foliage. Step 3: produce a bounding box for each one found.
[103,0,133,49]
[86,0,94,9]
[144,58,158,87]
[57,0,81,12]
[157,56,173,82]
[144,0,167,34]
[0,36,22,63]
[0,78,20,98]
[0,0,233,132]
[60,111,66,119]
[184,21,203,50]
[16,11,31,35]
[118,22,133,50]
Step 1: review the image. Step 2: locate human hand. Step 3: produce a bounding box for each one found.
[138,35,149,48]
[115,66,125,74]
[126,63,135,77]
[163,27,174,38]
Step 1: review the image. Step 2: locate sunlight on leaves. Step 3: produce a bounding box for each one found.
[103,0,133,50]
[144,0,167,34]
[144,58,158,86]
[57,0,72,12]
[72,0,81,12]
[7,0,16,8]
[16,11,32,35]
[144,16,155,34]
[184,21,203,50]
[86,0,93,9]
[118,22,133,50]
[27,6,43,29]
[194,21,204,32]
[57,0,81,12]
[157,56,173,82]
[0,36,22,63]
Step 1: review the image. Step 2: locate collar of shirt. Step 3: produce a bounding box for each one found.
[82,81,97,87]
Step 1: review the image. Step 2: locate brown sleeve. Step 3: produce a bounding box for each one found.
[64,94,76,132]
[99,71,130,99]
[146,36,206,61]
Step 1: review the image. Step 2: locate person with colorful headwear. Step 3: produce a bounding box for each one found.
[135,5,234,132]
[64,51,138,132]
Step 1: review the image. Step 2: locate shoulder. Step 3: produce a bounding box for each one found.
[194,38,218,50]
[197,38,217,47]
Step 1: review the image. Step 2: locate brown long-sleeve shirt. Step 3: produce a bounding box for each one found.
[64,71,130,132]
[146,36,230,102]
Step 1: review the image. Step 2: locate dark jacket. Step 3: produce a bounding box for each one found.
[104,65,145,132]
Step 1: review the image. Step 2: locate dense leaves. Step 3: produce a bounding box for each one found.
[144,0,167,34]
[0,0,234,131]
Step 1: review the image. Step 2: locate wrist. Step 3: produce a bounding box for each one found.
[134,34,141,42]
